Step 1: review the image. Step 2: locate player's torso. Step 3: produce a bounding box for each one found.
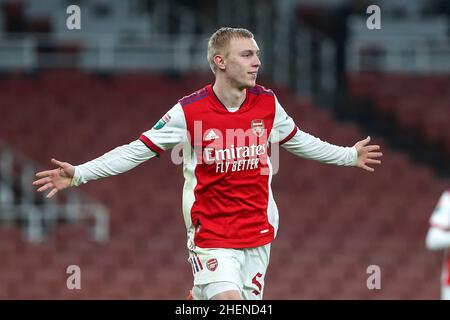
[180,85,277,248]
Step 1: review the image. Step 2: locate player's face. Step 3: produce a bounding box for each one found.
[223,37,261,89]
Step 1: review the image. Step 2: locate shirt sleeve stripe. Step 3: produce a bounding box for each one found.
[279,126,298,145]
[139,135,164,156]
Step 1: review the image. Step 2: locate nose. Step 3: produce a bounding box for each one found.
[253,55,261,68]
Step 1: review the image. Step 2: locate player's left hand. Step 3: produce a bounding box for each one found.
[353,136,382,172]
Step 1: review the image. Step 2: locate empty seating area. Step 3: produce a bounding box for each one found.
[0,70,448,299]
[348,72,450,157]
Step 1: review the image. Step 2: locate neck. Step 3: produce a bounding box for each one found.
[212,77,247,110]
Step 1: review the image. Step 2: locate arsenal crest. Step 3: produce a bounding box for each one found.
[207,258,218,271]
[251,119,265,137]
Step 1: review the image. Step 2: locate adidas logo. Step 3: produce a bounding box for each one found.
[204,129,219,141]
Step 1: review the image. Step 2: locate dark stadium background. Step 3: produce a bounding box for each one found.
[0,0,449,299]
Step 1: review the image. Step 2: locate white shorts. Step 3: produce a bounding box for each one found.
[187,243,271,300]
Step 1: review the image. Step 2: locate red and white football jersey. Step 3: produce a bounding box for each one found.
[139,84,297,249]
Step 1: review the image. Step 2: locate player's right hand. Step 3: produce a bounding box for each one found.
[32,158,75,198]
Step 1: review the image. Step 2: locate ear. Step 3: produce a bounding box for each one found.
[213,55,226,71]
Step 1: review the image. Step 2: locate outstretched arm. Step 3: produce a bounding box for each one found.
[33,102,187,198]
[33,140,156,198]
[281,131,382,171]
[270,96,382,171]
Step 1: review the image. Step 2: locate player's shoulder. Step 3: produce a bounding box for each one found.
[440,189,450,198]
[179,86,209,107]
[248,84,275,97]
[437,190,450,207]
[442,190,450,200]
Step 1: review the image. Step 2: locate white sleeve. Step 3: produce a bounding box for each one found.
[71,140,156,187]
[269,96,297,144]
[71,103,187,187]
[139,103,187,155]
[272,97,357,166]
[282,130,357,166]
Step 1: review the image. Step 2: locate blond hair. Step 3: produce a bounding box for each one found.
[207,27,254,74]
